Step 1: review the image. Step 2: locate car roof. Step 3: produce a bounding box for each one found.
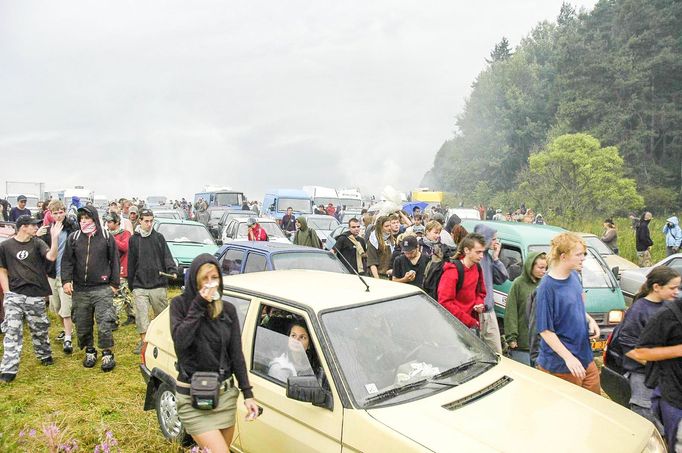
[154,218,204,226]
[460,220,566,246]
[222,269,420,312]
[232,217,276,224]
[217,240,332,253]
[299,214,336,219]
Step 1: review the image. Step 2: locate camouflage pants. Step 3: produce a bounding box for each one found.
[72,287,116,350]
[112,278,134,320]
[0,292,52,375]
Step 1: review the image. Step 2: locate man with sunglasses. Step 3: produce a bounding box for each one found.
[9,195,31,222]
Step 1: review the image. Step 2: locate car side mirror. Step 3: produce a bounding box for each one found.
[286,375,333,410]
[215,239,223,246]
[611,266,619,279]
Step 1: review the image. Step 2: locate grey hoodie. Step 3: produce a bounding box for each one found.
[473,224,509,311]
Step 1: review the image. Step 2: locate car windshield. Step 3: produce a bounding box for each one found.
[584,236,613,255]
[237,222,286,238]
[314,198,339,207]
[278,198,312,214]
[215,192,244,206]
[271,252,348,273]
[305,217,340,231]
[210,209,228,220]
[157,223,215,244]
[528,245,612,288]
[340,198,362,209]
[321,294,496,408]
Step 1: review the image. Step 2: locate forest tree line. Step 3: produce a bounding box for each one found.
[422,0,682,217]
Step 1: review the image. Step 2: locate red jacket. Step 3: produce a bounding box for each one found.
[437,261,486,328]
[113,230,131,278]
[248,224,268,241]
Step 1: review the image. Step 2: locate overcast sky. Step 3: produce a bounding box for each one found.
[0,0,597,202]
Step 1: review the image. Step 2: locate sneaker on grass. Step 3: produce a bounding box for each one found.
[101,350,116,372]
[0,373,16,383]
[56,331,65,342]
[133,340,143,355]
[63,340,73,355]
[41,357,54,366]
[83,347,97,368]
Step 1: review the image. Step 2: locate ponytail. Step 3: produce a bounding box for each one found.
[633,266,681,302]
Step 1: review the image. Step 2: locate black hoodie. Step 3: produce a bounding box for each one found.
[61,205,120,291]
[170,253,253,398]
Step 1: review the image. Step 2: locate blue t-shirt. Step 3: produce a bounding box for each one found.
[55,230,68,278]
[536,271,593,373]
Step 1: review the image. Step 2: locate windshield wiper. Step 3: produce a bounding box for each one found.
[364,379,429,406]
[431,357,498,381]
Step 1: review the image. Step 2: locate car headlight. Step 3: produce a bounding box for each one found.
[641,429,666,453]
[608,310,624,324]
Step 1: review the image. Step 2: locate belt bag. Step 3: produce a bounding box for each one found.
[190,371,221,410]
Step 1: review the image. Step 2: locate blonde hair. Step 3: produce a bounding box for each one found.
[425,220,441,233]
[548,232,586,265]
[197,263,222,319]
[48,199,66,212]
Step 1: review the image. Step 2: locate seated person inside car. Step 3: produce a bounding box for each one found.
[268,321,321,381]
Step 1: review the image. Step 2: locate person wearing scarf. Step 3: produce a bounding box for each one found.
[293,217,322,249]
[367,216,395,279]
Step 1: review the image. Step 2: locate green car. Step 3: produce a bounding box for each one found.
[460,220,625,352]
[153,218,219,279]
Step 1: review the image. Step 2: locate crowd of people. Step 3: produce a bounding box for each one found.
[1,194,681,451]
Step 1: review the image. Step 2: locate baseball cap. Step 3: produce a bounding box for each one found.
[401,235,418,252]
[247,217,257,226]
[104,212,120,223]
[129,206,139,214]
[17,195,27,202]
[413,225,425,234]
[16,215,41,228]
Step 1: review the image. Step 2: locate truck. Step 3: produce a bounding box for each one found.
[261,189,313,221]
[337,188,363,210]
[194,186,245,209]
[302,186,340,208]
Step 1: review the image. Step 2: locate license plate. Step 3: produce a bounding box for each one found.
[591,339,607,351]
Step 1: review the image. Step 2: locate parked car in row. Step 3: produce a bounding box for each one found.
[620,253,682,304]
[140,271,662,452]
[221,217,290,244]
[214,241,348,276]
[297,214,340,247]
[460,220,626,352]
[153,218,219,279]
[211,210,257,239]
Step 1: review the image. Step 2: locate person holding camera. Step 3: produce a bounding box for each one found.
[171,254,259,452]
[663,216,681,257]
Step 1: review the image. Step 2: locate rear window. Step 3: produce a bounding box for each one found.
[272,252,348,273]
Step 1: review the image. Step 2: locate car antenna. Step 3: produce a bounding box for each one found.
[333,244,370,292]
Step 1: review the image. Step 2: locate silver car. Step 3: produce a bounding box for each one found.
[619,253,682,303]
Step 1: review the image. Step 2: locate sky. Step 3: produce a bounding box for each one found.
[0,0,598,202]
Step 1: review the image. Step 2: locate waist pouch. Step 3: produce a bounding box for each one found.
[190,372,221,410]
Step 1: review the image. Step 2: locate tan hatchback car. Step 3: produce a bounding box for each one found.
[140,271,665,452]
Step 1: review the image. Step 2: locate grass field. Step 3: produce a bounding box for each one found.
[0,287,186,453]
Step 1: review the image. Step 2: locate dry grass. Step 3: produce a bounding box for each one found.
[0,287,186,452]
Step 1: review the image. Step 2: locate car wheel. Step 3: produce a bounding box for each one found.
[155,382,192,446]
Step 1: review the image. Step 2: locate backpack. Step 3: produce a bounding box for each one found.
[603,318,627,375]
[423,256,481,301]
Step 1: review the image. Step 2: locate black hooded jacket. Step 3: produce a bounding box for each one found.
[170,254,253,398]
[61,205,120,291]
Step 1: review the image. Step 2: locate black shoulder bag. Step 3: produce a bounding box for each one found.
[190,326,227,410]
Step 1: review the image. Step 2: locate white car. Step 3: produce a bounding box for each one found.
[620,253,682,303]
[221,217,290,244]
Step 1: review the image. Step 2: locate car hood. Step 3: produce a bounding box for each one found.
[167,242,219,262]
[366,359,651,453]
[602,255,639,273]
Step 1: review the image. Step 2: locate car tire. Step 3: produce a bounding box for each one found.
[155,382,193,447]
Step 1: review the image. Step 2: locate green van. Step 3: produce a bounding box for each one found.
[460,220,625,351]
